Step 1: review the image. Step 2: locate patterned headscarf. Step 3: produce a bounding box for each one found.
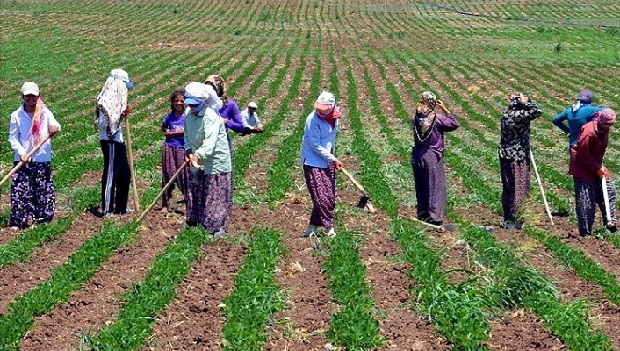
[29,96,48,146]
[96,76,128,137]
[594,108,616,128]
[415,91,437,136]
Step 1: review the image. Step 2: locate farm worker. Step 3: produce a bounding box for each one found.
[411,91,459,226]
[95,68,134,218]
[552,89,604,148]
[160,89,190,213]
[183,82,232,237]
[203,74,224,111]
[241,101,264,135]
[300,91,343,237]
[8,82,61,231]
[498,93,542,230]
[219,95,246,141]
[568,108,617,236]
[552,90,617,233]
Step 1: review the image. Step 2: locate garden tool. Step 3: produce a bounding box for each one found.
[341,167,376,213]
[0,135,50,187]
[411,217,458,232]
[138,161,188,221]
[601,175,613,228]
[125,118,140,212]
[530,150,554,225]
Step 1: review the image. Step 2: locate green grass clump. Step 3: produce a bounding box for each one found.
[391,220,491,350]
[323,230,384,349]
[221,227,286,350]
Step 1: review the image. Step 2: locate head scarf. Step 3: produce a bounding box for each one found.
[414,91,437,140]
[319,105,342,128]
[594,108,616,129]
[96,76,128,137]
[29,96,48,146]
[572,89,594,112]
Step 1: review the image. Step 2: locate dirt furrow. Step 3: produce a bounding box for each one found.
[20,210,181,351]
[143,241,246,350]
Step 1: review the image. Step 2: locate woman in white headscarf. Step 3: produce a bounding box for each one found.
[95,68,134,217]
[183,82,231,236]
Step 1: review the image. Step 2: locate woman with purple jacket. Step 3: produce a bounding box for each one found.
[160,89,190,212]
[411,91,459,226]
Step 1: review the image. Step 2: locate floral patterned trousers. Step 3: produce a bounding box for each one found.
[10,161,55,228]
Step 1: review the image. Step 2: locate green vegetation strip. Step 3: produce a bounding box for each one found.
[221,228,286,350]
[323,230,384,349]
[84,226,208,350]
[460,222,613,350]
[265,45,316,203]
[0,220,139,350]
[391,220,491,349]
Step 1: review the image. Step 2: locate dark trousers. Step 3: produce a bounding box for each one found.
[100,140,131,214]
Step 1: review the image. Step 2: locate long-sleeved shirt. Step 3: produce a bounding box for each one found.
[411,112,459,158]
[219,99,245,134]
[9,104,61,162]
[241,108,262,129]
[552,104,603,147]
[184,106,231,174]
[569,121,609,184]
[499,101,542,161]
[300,111,339,168]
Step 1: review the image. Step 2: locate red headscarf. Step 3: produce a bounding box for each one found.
[30,96,47,146]
[319,105,342,128]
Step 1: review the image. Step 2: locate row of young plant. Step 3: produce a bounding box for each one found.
[0,33,246,340]
[352,43,609,349]
[338,53,501,348]
[380,41,620,305]
[264,42,315,203]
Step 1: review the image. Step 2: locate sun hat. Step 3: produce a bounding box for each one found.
[21,82,40,96]
[313,91,335,112]
[110,68,134,89]
[248,102,258,109]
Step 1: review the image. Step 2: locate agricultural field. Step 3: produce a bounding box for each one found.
[2,0,620,349]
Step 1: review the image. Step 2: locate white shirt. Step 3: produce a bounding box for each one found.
[9,104,61,162]
[241,108,262,129]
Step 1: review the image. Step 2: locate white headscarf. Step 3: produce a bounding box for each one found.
[96,75,128,137]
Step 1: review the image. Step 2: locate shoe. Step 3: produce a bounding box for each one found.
[501,221,515,230]
[212,228,226,237]
[9,226,20,232]
[186,219,198,227]
[515,222,525,230]
[326,227,336,237]
[607,224,617,233]
[103,212,115,218]
[303,225,318,237]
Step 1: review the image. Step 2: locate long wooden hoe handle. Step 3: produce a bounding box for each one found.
[341,167,366,193]
[138,161,188,221]
[0,134,51,187]
[530,150,554,225]
[125,118,141,212]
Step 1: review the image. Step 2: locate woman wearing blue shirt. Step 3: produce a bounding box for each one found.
[300,91,343,237]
